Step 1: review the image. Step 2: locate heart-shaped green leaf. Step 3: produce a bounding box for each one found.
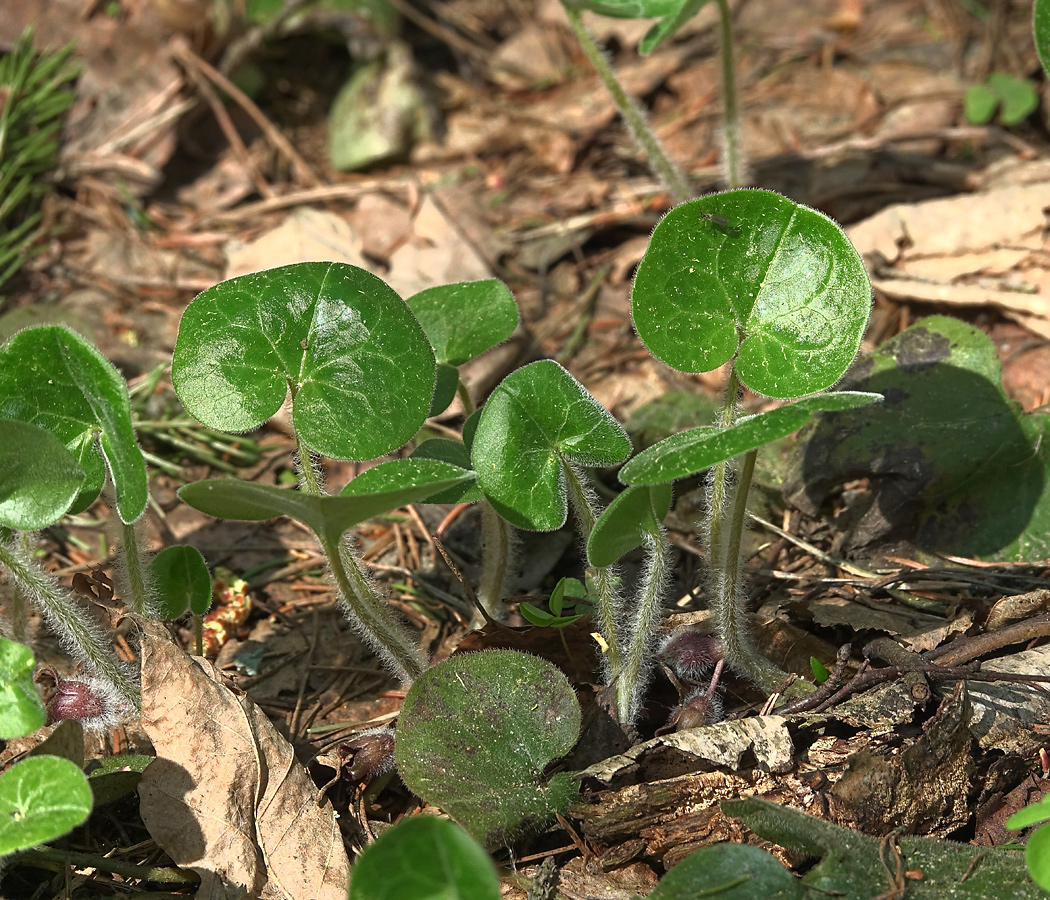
[406,280,519,367]
[85,754,152,807]
[395,649,581,848]
[588,483,673,567]
[178,460,471,542]
[632,190,872,399]
[0,756,93,857]
[621,392,882,485]
[150,545,212,618]
[647,842,802,900]
[785,316,1050,561]
[0,419,86,530]
[349,817,500,900]
[472,360,631,530]
[172,262,436,460]
[0,636,45,739]
[0,325,147,522]
[410,439,482,503]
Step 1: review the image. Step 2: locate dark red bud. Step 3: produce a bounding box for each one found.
[339,728,396,784]
[660,629,724,680]
[674,689,724,730]
[47,677,105,724]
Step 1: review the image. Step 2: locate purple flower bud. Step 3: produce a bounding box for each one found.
[659,628,724,680]
[46,676,105,724]
[339,727,396,784]
[674,688,724,730]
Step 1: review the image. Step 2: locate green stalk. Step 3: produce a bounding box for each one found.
[562,460,623,689]
[295,436,426,684]
[478,501,515,621]
[0,537,140,711]
[713,0,743,190]
[706,370,788,692]
[617,527,671,723]
[117,519,154,616]
[564,5,693,205]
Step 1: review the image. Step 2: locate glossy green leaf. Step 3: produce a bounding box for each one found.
[588,483,672,567]
[349,816,500,900]
[632,190,872,398]
[84,754,152,807]
[1037,0,1050,77]
[0,756,93,857]
[621,392,882,485]
[0,636,45,739]
[810,656,830,684]
[640,0,710,55]
[178,460,471,542]
[1007,798,1050,831]
[430,363,461,417]
[785,316,1050,561]
[406,279,519,367]
[647,842,802,900]
[172,262,435,460]
[518,602,582,628]
[0,419,85,529]
[0,325,147,522]
[410,439,482,503]
[150,545,212,618]
[1025,823,1050,891]
[472,360,631,530]
[395,650,581,848]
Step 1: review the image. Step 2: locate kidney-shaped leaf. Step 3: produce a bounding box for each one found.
[0,419,86,530]
[150,545,212,619]
[0,325,147,522]
[472,360,631,531]
[632,190,872,399]
[0,636,45,739]
[172,262,435,460]
[0,756,93,857]
[648,842,802,900]
[179,460,471,542]
[588,482,673,567]
[395,650,581,849]
[620,391,882,485]
[349,816,500,900]
[406,279,519,367]
[785,316,1050,561]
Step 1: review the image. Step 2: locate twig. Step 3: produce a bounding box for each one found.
[169,36,321,187]
[10,846,198,883]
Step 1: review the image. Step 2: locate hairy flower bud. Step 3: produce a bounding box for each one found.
[659,628,724,681]
[40,668,133,732]
[339,726,396,784]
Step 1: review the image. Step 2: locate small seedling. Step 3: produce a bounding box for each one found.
[964,72,1038,126]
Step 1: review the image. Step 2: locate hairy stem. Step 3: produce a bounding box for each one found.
[478,500,516,621]
[707,369,789,692]
[618,527,671,724]
[117,519,155,616]
[295,435,426,684]
[564,5,693,204]
[713,0,744,189]
[0,536,140,711]
[562,461,623,689]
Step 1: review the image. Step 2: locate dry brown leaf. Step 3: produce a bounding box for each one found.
[137,622,350,900]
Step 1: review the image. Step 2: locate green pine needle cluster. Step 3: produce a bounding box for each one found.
[0,28,78,295]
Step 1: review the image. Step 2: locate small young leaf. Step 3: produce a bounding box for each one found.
[549,577,567,617]
[632,190,872,398]
[0,756,93,857]
[395,650,581,848]
[472,360,631,530]
[0,419,85,530]
[172,262,436,460]
[348,816,500,900]
[1007,798,1050,831]
[150,545,212,619]
[0,636,46,739]
[964,83,998,124]
[519,601,559,627]
[810,656,830,684]
[406,279,519,367]
[647,842,803,900]
[620,392,882,485]
[588,483,673,567]
[1025,823,1050,891]
[178,460,472,542]
[987,72,1038,125]
[0,325,147,522]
